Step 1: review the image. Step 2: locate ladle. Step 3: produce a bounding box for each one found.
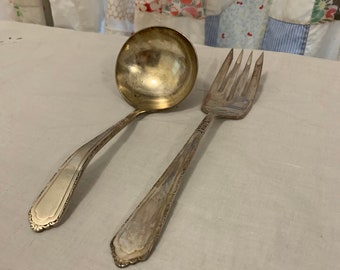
[29,27,198,232]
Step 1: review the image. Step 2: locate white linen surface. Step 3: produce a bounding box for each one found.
[1,21,340,270]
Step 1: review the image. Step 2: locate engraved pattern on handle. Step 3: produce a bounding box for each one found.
[111,113,214,267]
[29,109,144,232]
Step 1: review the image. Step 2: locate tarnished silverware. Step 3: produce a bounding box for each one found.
[28,27,198,232]
[111,49,264,267]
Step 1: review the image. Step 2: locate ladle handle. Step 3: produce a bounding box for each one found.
[29,109,144,232]
[111,113,214,267]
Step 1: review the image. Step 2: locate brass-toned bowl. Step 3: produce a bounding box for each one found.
[116,26,198,111]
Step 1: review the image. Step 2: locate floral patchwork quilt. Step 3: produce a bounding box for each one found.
[135,0,340,59]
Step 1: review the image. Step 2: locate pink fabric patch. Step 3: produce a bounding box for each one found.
[136,0,162,13]
[135,0,206,19]
[164,0,205,19]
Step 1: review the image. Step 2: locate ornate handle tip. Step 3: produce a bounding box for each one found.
[28,208,58,232]
[110,236,151,268]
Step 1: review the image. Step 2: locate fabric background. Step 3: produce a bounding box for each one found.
[1,1,339,58]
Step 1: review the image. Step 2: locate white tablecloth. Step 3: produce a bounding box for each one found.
[1,21,340,270]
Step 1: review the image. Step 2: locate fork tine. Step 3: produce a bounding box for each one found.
[222,50,243,97]
[201,49,234,109]
[207,49,233,94]
[227,51,252,101]
[241,52,264,100]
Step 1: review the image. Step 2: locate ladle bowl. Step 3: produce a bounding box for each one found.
[116,26,197,111]
[28,27,198,232]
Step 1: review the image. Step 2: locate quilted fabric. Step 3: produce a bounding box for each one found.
[128,0,340,59]
[261,0,340,58]
[262,17,310,55]
[311,0,339,23]
[216,0,271,49]
[210,0,340,59]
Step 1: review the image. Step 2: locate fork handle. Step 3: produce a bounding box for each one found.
[111,113,215,267]
[29,109,144,232]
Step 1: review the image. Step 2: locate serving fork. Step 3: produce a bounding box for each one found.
[111,49,264,267]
